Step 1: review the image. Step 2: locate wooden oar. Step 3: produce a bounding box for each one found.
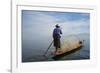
[43,40,53,56]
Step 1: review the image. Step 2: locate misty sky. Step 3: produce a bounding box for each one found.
[22,10,90,43]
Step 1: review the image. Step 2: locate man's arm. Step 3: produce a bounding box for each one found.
[60,29,62,34]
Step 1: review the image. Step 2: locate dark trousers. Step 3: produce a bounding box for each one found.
[53,37,61,49]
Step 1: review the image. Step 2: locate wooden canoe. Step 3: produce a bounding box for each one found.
[52,40,83,59]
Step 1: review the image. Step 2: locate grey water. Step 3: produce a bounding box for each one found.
[22,33,90,62]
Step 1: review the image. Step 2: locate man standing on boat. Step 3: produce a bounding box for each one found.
[53,24,62,54]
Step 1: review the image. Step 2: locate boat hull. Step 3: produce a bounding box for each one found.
[52,41,83,60]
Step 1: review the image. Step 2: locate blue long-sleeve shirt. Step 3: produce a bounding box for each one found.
[53,28,62,38]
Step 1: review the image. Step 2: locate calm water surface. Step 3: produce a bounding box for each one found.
[22,34,90,62]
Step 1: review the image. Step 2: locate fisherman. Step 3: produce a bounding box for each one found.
[53,24,62,54]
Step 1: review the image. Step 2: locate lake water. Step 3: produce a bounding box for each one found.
[22,33,90,62]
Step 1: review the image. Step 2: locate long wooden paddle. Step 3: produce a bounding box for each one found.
[43,40,53,56]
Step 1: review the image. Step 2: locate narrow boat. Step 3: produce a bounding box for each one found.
[52,40,83,59]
